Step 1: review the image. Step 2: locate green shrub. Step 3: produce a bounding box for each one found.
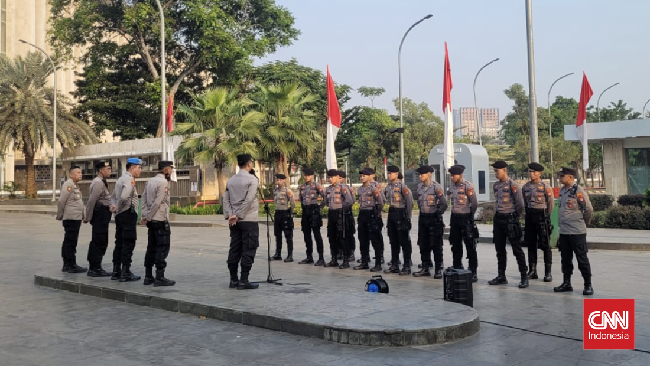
[477,202,496,223]
[170,204,223,215]
[590,194,614,212]
[2,181,20,198]
[603,206,650,230]
[589,211,606,228]
[645,185,650,206]
[617,194,645,207]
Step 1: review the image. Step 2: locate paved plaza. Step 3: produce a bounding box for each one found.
[1,212,649,365]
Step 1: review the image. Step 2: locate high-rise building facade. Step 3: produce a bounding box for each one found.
[453,107,500,141]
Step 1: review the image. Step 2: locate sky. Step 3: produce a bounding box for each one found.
[256,0,650,120]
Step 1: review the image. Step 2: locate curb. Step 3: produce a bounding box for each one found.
[34,275,480,346]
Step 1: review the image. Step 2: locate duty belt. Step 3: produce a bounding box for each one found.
[302,204,319,210]
[420,212,440,218]
[525,208,547,214]
[388,207,405,213]
[495,212,517,218]
[150,220,168,224]
[275,209,290,213]
[451,212,473,218]
[359,209,375,215]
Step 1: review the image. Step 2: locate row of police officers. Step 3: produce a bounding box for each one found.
[270,160,595,295]
[56,157,176,287]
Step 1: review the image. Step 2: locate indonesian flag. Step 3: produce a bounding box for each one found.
[384,157,388,181]
[442,42,454,171]
[166,94,174,133]
[576,72,593,171]
[326,65,341,170]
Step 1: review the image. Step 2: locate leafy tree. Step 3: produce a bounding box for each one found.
[172,87,264,199]
[357,86,385,107]
[0,52,96,198]
[391,98,444,169]
[49,0,299,139]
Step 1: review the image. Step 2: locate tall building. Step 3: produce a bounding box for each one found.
[454,107,500,141]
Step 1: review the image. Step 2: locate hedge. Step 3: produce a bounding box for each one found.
[617,194,645,207]
[589,206,650,230]
[590,194,614,212]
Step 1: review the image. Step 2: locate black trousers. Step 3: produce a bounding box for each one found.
[145,220,171,270]
[524,209,552,265]
[87,206,111,269]
[113,210,138,266]
[227,221,259,274]
[493,213,527,273]
[558,234,592,280]
[62,220,82,266]
[301,205,324,256]
[449,213,478,270]
[357,210,383,264]
[386,208,411,265]
[274,210,293,252]
[418,213,444,267]
[327,209,348,259]
[344,208,356,254]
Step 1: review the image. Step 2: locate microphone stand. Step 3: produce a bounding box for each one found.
[252,171,282,285]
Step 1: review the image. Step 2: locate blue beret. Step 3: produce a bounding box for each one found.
[127,157,143,165]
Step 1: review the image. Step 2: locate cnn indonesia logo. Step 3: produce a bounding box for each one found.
[583,299,635,350]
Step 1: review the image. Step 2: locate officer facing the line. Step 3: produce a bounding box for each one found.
[271,173,295,262]
[383,165,414,275]
[84,160,114,277]
[223,154,260,290]
[323,169,354,268]
[140,160,176,287]
[111,157,143,282]
[354,168,385,272]
[56,166,87,273]
[522,162,554,282]
[554,167,594,296]
[298,168,326,266]
[489,160,529,288]
[412,165,447,279]
[338,171,356,262]
[447,165,479,282]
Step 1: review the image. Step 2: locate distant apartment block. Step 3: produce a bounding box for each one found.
[453,107,500,140]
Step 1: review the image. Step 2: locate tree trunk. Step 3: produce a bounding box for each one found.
[24,151,37,199]
[216,166,227,204]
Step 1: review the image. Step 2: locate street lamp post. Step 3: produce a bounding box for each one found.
[473,58,500,145]
[642,97,650,119]
[547,72,574,187]
[19,39,57,202]
[398,14,432,174]
[596,82,620,122]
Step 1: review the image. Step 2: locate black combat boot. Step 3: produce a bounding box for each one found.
[488,271,508,285]
[347,253,355,262]
[470,268,478,283]
[87,265,111,277]
[339,259,350,269]
[433,263,444,279]
[119,265,141,282]
[554,274,573,292]
[527,263,538,279]
[412,266,431,277]
[111,264,121,280]
[543,264,552,282]
[62,262,70,272]
[354,262,369,270]
[383,264,399,274]
[67,264,87,274]
[387,259,401,266]
[272,243,282,260]
[370,256,382,272]
[237,272,259,290]
[299,255,314,264]
[337,253,343,260]
[143,267,155,285]
[518,272,529,288]
[314,254,325,267]
[399,262,411,276]
[229,269,239,289]
[583,276,594,295]
[154,270,176,287]
[325,254,339,267]
[284,250,294,263]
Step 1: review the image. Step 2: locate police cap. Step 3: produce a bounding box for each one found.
[491,160,508,169]
[326,169,340,177]
[127,157,143,165]
[448,165,465,175]
[528,162,544,172]
[95,160,111,170]
[415,165,433,174]
[275,173,286,179]
[387,165,400,173]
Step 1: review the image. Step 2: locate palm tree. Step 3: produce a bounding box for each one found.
[0,52,96,198]
[253,83,320,178]
[172,87,264,200]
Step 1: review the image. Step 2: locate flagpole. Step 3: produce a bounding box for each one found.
[525,0,539,162]
[155,0,166,159]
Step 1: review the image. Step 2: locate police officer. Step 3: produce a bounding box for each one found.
[324,169,354,268]
[298,167,326,266]
[489,160,529,288]
[447,165,479,282]
[271,173,295,262]
[224,154,260,290]
[140,160,175,287]
[354,168,385,271]
[412,165,447,278]
[84,160,113,277]
[111,157,143,282]
[383,166,414,275]
[56,166,87,273]
[554,167,594,296]
[338,170,356,262]
[522,162,554,282]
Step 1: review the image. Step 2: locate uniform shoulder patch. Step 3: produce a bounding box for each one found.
[343,188,347,194]
[577,192,584,202]
[512,185,518,193]
[165,186,168,192]
[547,188,553,196]
[436,188,443,196]
[374,189,380,196]
[468,188,474,196]
[404,188,410,195]
[67,186,72,192]
[131,179,135,186]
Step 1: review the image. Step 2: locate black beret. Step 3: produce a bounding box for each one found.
[558,167,577,176]
[492,160,508,169]
[359,168,374,175]
[528,162,544,172]
[95,160,111,170]
[387,165,399,173]
[398,172,403,180]
[237,154,252,165]
[338,171,347,178]
[448,165,465,175]
[415,165,433,174]
[326,169,340,177]
[302,167,314,176]
[158,160,174,170]
[275,173,286,179]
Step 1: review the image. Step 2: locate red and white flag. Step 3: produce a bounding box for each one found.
[326,65,341,170]
[576,72,593,171]
[442,42,454,171]
[166,94,174,132]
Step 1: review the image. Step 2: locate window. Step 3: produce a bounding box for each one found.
[478,170,486,194]
[0,0,6,54]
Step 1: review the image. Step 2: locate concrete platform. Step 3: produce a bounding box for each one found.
[35,271,479,347]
